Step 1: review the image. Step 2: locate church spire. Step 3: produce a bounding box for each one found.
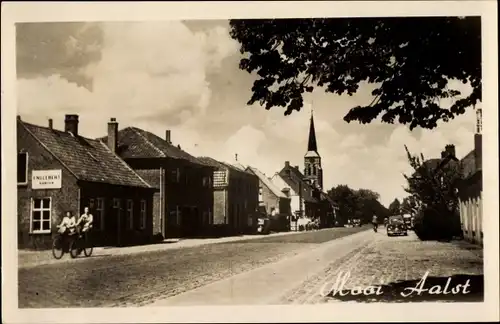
[304,108,323,190]
[307,110,318,153]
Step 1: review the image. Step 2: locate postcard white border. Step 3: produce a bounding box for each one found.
[2,1,498,323]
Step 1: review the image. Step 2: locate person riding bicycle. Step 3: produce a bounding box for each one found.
[372,214,378,230]
[57,211,76,236]
[76,207,93,237]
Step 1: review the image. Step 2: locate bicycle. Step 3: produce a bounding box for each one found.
[52,232,93,259]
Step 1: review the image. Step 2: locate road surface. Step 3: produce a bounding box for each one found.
[18,225,483,307]
[18,226,367,308]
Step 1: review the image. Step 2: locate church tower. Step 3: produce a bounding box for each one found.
[304,111,323,190]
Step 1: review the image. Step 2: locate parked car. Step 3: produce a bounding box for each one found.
[387,215,408,237]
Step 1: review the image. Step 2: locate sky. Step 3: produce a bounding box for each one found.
[16,20,479,207]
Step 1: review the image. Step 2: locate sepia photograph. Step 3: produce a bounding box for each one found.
[2,1,498,323]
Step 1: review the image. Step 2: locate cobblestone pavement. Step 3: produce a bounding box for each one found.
[18,226,367,308]
[278,229,484,304]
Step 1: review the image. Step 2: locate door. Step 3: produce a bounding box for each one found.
[108,198,122,246]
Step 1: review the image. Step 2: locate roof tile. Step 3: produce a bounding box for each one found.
[20,121,151,188]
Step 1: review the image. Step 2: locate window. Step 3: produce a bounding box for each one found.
[140,200,147,230]
[259,187,263,202]
[171,168,181,183]
[202,176,209,187]
[95,198,105,231]
[31,198,51,233]
[126,199,134,230]
[88,199,95,209]
[17,152,28,185]
[113,198,121,208]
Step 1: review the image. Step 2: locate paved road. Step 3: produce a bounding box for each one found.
[18,226,367,308]
[153,228,483,306]
[280,229,483,304]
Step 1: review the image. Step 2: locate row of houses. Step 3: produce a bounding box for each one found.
[458,108,483,245]
[17,113,337,249]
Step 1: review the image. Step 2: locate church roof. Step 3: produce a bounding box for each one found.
[306,112,319,154]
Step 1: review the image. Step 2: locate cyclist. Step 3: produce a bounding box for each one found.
[76,207,93,237]
[57,211,76,236]
[372,214,379,231]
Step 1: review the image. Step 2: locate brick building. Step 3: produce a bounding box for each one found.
[273,162,334,229]
[247,166,292,231]
[198,157,259,234]
[17,115,156,249]
[458,108,483,244]
[99,125,214,238]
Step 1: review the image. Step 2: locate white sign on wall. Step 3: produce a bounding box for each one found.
[32,170,62,189]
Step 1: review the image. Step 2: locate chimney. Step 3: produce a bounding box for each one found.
[285,161,290,168]
[17,115,21,121]
[165,130,172,144]
[64,114,79,136]
[48,119,53,129]
[474,134,482,171]
[441,151,446,159]
[107,118,118,153]
[235,153,238,162]
[445,144,456,159]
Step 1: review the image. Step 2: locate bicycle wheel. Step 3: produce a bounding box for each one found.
[69,238,80,259]
[83,245,93,257]
[52,236,64,259]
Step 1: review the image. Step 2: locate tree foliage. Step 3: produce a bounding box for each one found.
[401,196,418,216]
[229,17,481,130]
[328,185,388,225]
[388,198,402,215]
[403,145,462,240]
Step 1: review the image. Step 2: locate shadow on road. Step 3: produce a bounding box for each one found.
[327,274,483,303]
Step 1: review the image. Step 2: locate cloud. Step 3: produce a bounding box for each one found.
[17,21,239,132]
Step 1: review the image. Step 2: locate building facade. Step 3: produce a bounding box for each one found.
[247,166,292,231]
[277,161,320,219]
[99,125,214,239]
[17,115,156,249]
[271,172,302,218]
[458,108,483,245]
[198,157,259,235]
